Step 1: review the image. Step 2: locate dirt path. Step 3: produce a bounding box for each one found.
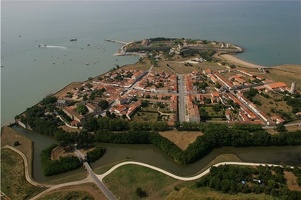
[284,171,301,191]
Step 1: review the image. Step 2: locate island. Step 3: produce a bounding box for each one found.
[2,37,301,200]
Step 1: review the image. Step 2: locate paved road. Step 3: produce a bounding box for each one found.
[177,74,186,122]
[75,150,117,200]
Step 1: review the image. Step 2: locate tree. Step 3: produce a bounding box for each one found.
[98,100,109,109]
[41,95,57,105]
[136,187,148,198]
[13,141,20,146]
[215,83,221,89]
[275,123,286,132]
[76,104,88,115]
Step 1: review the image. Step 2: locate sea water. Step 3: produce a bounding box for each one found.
[1,1,300,125]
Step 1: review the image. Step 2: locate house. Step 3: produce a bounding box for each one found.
[265,82,287,91]
[211,91,220,103]
[126,101,141,119]
[271,115,285,124]
[62,106,84,125]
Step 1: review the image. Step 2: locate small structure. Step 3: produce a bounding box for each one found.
[290,81,296,94]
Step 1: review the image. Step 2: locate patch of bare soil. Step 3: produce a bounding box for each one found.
[53,82,82,98]
[159,130,203,150]
[58,125,81,133]
[284,171,301,192]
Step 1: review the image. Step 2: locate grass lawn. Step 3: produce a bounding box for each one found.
[103,164,187,200]
[205,107,224,118]
[103,154,276,200]
[1,148,45,200]
[132,111,158,122]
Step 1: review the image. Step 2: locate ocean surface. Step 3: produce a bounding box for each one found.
[1,1,300,125]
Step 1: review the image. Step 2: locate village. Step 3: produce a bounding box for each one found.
[15,38,300,131]
[52,53,299,130]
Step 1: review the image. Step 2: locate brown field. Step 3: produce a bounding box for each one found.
[264,64,301,89]
[166,187,275,200]
[284,171,301,192]
[159,130,203,150]
[122,58,152,71]
[58,125,81,133]
[162,59,224,74]
[37,183,107,200]
[1,126,33,171]
[1,148,45,200]
[253,93,293,118]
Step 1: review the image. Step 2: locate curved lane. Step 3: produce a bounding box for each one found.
[98,161,290,181]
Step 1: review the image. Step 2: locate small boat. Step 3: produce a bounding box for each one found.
[70,38,77,42]
[37,43,47,48]
[86,63,89,65]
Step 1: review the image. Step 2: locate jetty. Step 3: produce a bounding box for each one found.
[105,39,129,45]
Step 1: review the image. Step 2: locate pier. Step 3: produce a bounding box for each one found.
[105,39,129,45]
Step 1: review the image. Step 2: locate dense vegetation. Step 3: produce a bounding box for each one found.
[71,122,301,165]
[40,144,82,176]
[86,146,106,163]
[196,165,301,199]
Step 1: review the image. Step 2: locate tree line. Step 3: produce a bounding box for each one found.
[86,146,106,163]
[195,165,301,199]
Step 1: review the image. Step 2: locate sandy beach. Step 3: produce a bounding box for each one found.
[218,54,266,69]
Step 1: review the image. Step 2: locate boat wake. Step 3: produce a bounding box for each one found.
[45,45,67,50]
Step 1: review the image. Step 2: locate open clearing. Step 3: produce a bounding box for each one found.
[159,130,203,150]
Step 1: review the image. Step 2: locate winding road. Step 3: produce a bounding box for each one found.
[2,145,295,200]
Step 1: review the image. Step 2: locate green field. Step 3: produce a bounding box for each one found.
[103,163,277,200]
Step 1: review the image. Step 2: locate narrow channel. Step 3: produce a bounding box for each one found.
[13,125,301,182]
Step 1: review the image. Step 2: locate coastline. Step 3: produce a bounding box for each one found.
[217,53,266,69]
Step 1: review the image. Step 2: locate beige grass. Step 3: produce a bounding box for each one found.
[284,171,301,192]
[37,183,106,200]
[159,130,203,150]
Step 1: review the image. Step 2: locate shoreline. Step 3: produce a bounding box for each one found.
[217,53,266,69]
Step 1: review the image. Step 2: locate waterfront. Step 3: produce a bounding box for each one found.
[13,125,301,183]
[1,1,300,125]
